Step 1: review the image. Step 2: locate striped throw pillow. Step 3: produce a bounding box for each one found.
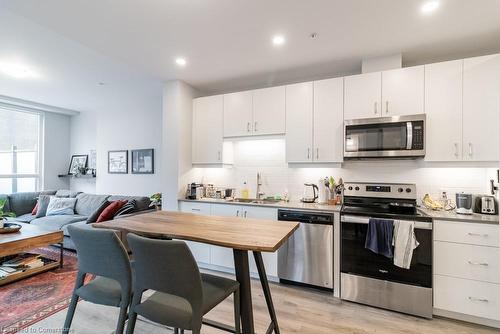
[114,199,137,218]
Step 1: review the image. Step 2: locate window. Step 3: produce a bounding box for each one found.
[0,107,41,194]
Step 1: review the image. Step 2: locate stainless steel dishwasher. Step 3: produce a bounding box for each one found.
[277,209,334,290]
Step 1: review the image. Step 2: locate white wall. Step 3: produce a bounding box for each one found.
[188,138,498,203]
[42,111,70,190]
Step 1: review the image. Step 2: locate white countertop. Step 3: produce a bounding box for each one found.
[418,207,499,225]
[178,198,341,213]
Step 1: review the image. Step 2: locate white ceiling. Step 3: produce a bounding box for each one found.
[1,0,500,104]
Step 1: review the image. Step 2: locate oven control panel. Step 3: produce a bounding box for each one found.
[344,182,416,200]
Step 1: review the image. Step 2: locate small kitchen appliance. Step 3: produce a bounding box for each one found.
[186,183,204,200]
[344,114,425,159]
[301,183,318,203]
[456,193,474,215]
[474,195,497,215]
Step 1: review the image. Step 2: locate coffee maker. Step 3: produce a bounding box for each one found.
[186,183,203,200]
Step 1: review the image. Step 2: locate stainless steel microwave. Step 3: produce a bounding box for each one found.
[344,114,426,159]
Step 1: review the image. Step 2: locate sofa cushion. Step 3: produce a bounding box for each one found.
[46,197,77,216]
[55,189,82,198]
[87,200,111,223]
[96,200,127,223]
[108,195,151,212]
[9,213,37,223]
[8,190,56,216]
[0,194,10,213]
[35,195,53,218]
[75,193,109,216]
[31,214,88,232]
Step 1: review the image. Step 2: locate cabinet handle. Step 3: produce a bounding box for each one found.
[468,297,489,303]
[244,211,247,218]
[468,232,489,237]
[385,101,389,114]
[191,208,201,211]
[217,151,221,161]
[316,148,319,160]
[468,143,473,157]
[454,143,459,158]
[307,148,310,159]
[247,122,251,132]
[468,261,489,267]
[236,210,239,217]
[374,102,378,114]
[254,121,258,132]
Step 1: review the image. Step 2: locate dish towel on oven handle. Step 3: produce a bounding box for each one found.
[392,220,419,269]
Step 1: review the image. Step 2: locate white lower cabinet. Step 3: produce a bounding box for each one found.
[178,201,212,264]
[179,201,278,279]
[433,220,500,325]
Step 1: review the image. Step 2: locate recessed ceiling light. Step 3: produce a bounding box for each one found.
[272,35,285,46]
[175,58,187,66]
[0,61,38,79]
[421,1,439,14]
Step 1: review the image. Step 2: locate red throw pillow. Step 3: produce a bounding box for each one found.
[96,200,127,223]
[32,202,39,215]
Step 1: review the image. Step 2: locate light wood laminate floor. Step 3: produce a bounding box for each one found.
[20,271,497,334]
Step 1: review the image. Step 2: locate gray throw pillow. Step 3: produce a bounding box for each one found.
[114,199,137,218]
[86,200,110,223]
[35,195,53,218]
[46,197,77,216]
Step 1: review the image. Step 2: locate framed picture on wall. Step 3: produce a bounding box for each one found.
[108,150,128,174]
[68,155,88,175]
[131,149,154,174]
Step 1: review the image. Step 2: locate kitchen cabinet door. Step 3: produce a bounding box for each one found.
[424,60,463,161]
[178,201,212,264]
[382,65,425,116]
[243,206,279,278]
[192,95,224,164]
[223,91,253,137]
[252,86,286,136]
[286,82,313,163]
[344,72,382,120]
[313,78,344,163]
[210,204,241,270]
[463,54,500,162]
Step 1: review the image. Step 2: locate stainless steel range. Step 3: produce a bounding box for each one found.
[340,182,433,318]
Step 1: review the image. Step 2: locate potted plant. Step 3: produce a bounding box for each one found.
[0,199,16,229]
[149,193,162,211]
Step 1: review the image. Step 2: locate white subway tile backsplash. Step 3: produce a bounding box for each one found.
[186,139,498,203]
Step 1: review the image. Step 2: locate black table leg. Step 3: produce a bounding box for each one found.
[253,252,280,334]
[233,249,254,334]
[59,243,64,268]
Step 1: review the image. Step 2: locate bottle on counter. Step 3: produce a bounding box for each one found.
[241,181,249,199]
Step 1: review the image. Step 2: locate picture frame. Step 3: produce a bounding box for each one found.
[108,150,128,174]
[131,149,154,174]
[68,155,88,175]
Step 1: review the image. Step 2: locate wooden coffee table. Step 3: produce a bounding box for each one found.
[0,222,64,286]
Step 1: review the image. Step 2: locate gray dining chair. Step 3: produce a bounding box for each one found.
[63,225,132,334]
[125,233,240,334]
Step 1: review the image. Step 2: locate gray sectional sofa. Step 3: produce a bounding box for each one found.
[3,190,152,250]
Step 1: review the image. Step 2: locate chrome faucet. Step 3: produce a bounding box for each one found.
[256,172,265,200]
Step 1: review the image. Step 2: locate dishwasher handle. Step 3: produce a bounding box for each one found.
[278,210,334,225]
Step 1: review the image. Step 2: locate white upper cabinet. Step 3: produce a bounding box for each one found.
[381,66,425,116]
[344,71,381,120]
[253,86,286,136]
[463,54,500,162]
[313,78,344,163]
[286,82,314,163]
[424,60,463,161]
[192,95,224,164]
[223,91,253,137]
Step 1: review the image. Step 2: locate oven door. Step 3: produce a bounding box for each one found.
[344,114,425,158]
[341,214,432,288]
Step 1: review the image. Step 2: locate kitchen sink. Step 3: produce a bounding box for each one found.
[231,198,283,204]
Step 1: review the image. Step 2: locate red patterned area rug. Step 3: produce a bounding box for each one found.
[0,247,88,334]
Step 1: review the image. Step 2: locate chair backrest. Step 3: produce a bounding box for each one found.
[68,225,132,293]
[127,233,204,321]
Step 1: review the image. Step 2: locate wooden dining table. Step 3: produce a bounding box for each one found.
[93,210,299,334]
